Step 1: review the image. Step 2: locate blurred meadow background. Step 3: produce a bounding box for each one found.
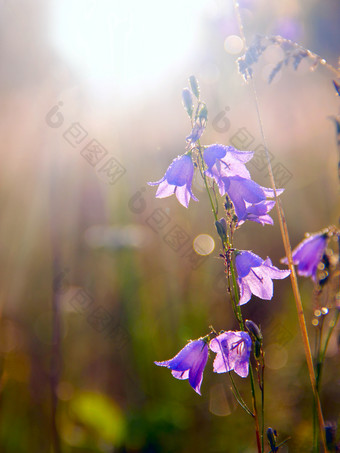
[0,0,339,451]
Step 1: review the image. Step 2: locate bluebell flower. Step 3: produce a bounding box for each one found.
[209,331,252,378]
[203,144,253,194]
[235,250,291,305]
[237,199,276,226]
[281,232,329,282]
[155,338,209,395]
[148,154,198,208]
[222,176,283,221]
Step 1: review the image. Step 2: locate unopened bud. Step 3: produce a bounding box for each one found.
[224,196,233,212]
[267,427,278,452]
[215,219,227,242]
[189,75,200,99]
[325,421,337,449]
[254,340,261,361]
[245,320,263,342]
[182,88,194,118]
[198,104,208,123]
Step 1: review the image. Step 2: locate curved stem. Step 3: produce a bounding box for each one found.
[260,355,265,453]
[317,309,340,390]
[231,1,328,449]
[249,364,262,453]
[229,372,253,417]
[252,82,327,452]
[197,140,261,451]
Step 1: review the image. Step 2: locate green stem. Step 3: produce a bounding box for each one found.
[197,140,261,452]
[231,0,328,447]
[229,372,253,417]
[313,321,322,453]
[230,262,244,330]
[314,309,339,452]
[197,143,218,223]
[249,364,262,453]
[317,309,340,384]
[260,358,265,453]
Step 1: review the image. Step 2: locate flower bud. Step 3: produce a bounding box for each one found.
[189,75,200,99]
[266,427,278,452]
[325,421,337,449]
[245,320,263,342]
[182,88,194,118]
[198,104,208,123]
[254,340,261,361]
[215,218,227,242]
[224,196,233,212]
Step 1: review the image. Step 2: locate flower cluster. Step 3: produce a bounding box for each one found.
[151,78,291,397]
[148,144,281,221]
[149,79,290,306]
[155,331,252,395]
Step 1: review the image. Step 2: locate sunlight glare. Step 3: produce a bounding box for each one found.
[50,0,208,95]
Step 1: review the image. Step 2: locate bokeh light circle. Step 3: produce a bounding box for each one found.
[224,35,244,55]
[193,234,215,256]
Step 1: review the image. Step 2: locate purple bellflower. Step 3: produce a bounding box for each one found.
[237,199,276,226]
[209,331,252,378]
[235,250,291,305]
[203,144,253,194]
[148,154,198,208]
[281,232,329,282]
[154,338,209,395]
[222,176,284,222]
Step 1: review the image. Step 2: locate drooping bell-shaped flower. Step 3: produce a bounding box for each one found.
[237,199,276,226]
[235,250,291,305]
[155,338,209,395]
[222,176,284,222]
[209,331,252,378]
[203,144,253,194]
[148,154,198,208]
[281,232,329,282]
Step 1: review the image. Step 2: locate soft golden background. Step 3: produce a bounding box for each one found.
[0,0,339,451]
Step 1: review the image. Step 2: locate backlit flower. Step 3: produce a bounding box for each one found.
[203,144,253,194]
[237,199,276,226]
[281,232,329,281]
[154,338,209,395]
[209,331,252,378]
[148,154,198,208]
[222,176,283,221]
[235,250,291,305]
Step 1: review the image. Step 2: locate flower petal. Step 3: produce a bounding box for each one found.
[235,251,263,278]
